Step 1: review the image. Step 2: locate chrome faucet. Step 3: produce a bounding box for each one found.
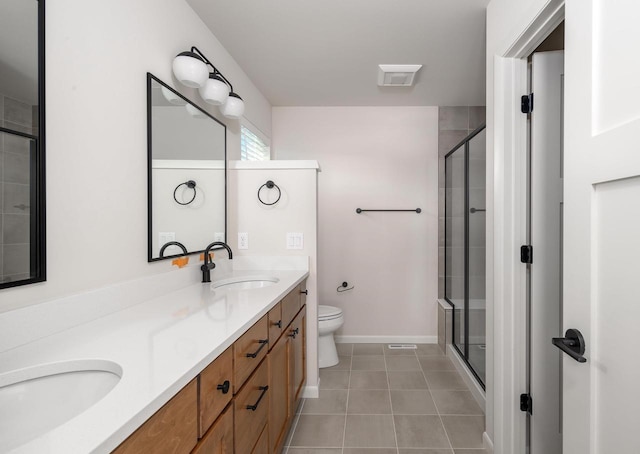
[201,241,233,283]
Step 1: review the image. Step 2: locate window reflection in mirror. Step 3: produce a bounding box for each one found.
[0,0,45,288]
[147,74,226,261]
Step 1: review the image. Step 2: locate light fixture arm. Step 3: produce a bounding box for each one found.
[190,46,235,93]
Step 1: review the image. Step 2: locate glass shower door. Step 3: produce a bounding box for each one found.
[445,125,486,388]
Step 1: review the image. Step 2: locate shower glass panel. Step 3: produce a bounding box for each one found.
[445,125,486,388]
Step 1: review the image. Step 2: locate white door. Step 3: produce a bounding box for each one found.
[530,50,563,454]
[563,1,640,452]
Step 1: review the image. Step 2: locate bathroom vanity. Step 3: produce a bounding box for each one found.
[0,259,310,453]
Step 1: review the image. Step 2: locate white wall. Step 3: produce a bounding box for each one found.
[272,107,438,341]
[0,0,272,312]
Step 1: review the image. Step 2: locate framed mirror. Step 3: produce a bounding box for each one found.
[0,0,46,289]
[147,74,226,262]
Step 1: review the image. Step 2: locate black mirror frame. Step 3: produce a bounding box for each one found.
[146,73,227,262]
[0,0,46,290]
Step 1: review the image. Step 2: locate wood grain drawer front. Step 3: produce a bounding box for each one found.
[234,360,269,454]
[281,285,301,329]
[251,426,269,454]
[192,403,233,454]
[300,280,308,307]
[113,379,198,454]
[234,315,269,392]
[290,306,306,417]
[268,303,283,348]
[199,346,233,437]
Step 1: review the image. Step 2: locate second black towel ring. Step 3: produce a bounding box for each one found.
[174,180,197,205]
[258,180,281,206]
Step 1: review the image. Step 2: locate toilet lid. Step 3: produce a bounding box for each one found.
[319,305,343,320]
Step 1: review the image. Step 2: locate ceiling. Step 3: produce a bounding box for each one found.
[186,0,489,107]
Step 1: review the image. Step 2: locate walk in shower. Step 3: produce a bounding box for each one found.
[445,125,486,387]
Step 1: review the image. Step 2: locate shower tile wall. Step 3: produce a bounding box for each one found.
[438,106,485,299]
[0,93,35,283]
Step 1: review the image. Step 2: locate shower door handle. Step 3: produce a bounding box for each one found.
[552,328,587,363]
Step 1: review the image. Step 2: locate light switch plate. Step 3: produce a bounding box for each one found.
[214,232,225,242]
[286,232,304,250]
[159,232,175,246]
[238,232,249,250]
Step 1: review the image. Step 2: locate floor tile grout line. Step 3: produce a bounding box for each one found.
[419,351,456,452]
[340,351,352,454]
[383,347,400,454]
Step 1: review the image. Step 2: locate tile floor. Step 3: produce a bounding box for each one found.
[282,343,486,454]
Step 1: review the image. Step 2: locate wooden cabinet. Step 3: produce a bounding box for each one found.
[112,282,306,454]
[289,305,306,418]
[199,346,233,437]
[233,315,269,393]
[112,379,198,454]
[268,332,289,454]
[192,403,233,454]
[234,360,269,454]
[268,303,283,347]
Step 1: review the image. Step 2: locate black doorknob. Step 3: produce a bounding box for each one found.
[552,328,587,363]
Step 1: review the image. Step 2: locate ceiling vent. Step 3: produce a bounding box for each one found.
[377,64,422,87]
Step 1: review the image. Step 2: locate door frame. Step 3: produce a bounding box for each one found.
[487,1,564,452]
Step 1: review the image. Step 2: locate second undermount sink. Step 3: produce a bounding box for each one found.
[0,359,122,451]
[212,275,279,290]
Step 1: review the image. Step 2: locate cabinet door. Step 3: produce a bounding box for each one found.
[251,426,269,454]
[268,333,289,454]
[113,379,198,454]
[192,403,233,454]
[268,302,283,348]
[199,346,233,437]
[288,306,306,417]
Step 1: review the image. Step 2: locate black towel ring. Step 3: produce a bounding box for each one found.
[258,180,281,206]
[174,180,197,205]
[337,281,354,292]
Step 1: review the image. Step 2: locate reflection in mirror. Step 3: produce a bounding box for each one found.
[147,74,226,261]
[0,0,45,288]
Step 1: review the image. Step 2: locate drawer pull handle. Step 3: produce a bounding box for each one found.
[288,328,299,339]
[246,385,269,411]
[272,320,282,329]
[300,290,308,295]
[246,339,269,358]
[216,380,230,394]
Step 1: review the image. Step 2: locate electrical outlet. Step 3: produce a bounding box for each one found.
[214,232,225,242]
[286,232,304,250]
[238,232,249,250]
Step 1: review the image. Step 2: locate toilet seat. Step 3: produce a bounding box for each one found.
[319,305,343,321]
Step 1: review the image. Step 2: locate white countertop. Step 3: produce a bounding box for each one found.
[0,264,309,453]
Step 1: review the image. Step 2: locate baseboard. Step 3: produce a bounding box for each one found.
[483,432,494,453]
[447,344,486,413]
[334,335,437,344]
[301,384,319,399]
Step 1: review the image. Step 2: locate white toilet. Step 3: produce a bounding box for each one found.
[318,305,344,368]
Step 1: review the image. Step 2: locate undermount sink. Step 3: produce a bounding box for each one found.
[0,359,122,450]
[212,275,279,290]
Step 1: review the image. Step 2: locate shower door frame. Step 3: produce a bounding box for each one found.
[445,123,486,390]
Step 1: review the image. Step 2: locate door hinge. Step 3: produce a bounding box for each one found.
[521,93,534,114]
[520,245,533,264]
[520,393,533,414]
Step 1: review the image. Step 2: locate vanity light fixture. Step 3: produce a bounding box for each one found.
[172,46,245,119]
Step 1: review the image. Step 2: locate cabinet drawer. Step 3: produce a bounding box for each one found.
[281,285,302,329]
[192,403,233,454]
[268,302,283,347]
[113,379,197,454]
[234,360,269,454]
[199,346,233,437]
[234,315,269,392]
